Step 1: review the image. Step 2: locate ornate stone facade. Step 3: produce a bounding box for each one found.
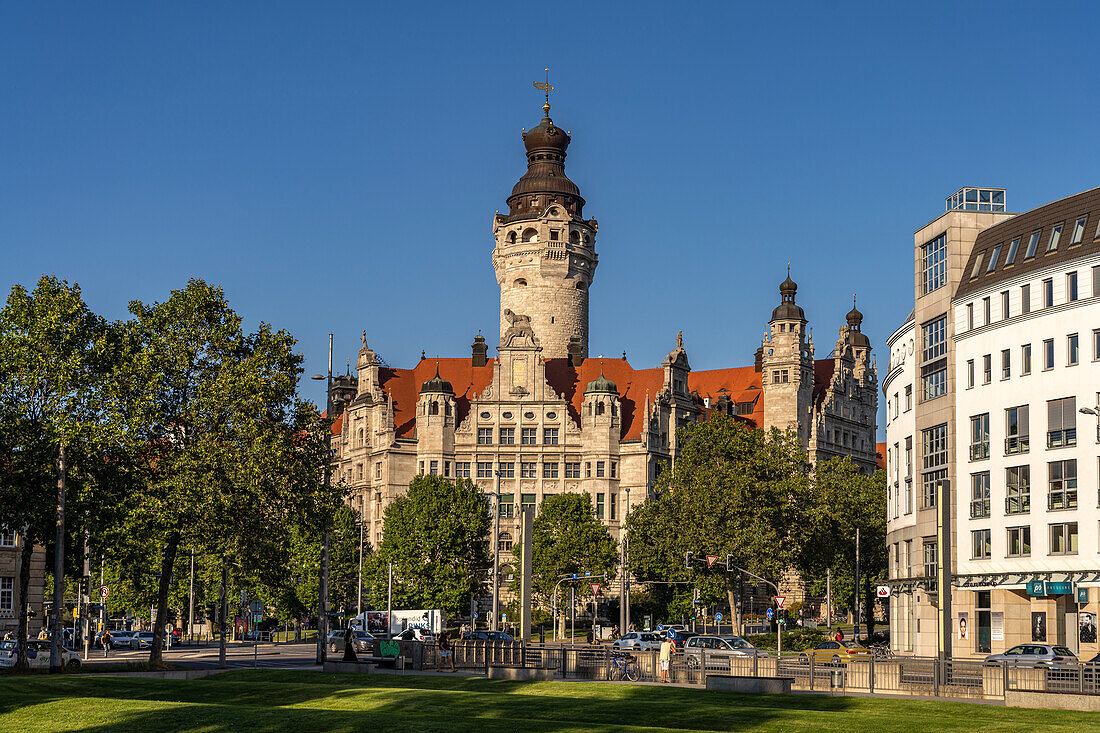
[330,103,879,567]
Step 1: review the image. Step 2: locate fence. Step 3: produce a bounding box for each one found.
[351,640,1100,701]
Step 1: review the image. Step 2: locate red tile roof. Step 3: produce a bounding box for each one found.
[876,442,887,470]
[377,358,497,439]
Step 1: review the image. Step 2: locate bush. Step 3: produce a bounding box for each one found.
[746,627,825,652]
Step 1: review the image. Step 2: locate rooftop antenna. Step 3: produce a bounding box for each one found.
[533,68,554,117]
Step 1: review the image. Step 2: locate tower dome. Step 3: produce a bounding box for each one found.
[506,105,585,216]
[420,365,453,395]
[585,368,618,395]
[771,269,806,322]
[847,296,870,348]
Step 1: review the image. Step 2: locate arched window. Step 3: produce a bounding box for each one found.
[429,401,439,416]
[569,230,580,244]
[548,207,559,216]
[500,564,514,583]
[498,532,513,552]
[596,402,605,416]
[611,403,617,417]
[445,402,451,416]
[508,231,517,244]
[513,278,527,287]
[358,428,364,446]
[522,228,538,243]
[584,234,591,245]
[575,281,585,290]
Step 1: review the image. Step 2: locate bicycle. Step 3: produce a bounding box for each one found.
[608,651,640,682]
[868,642,895,660]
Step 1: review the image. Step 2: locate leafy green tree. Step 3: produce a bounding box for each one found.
[802,457,887,636]
[367,475,489,618]
[526,493,618,630]
[625,416,812,628]
[0,276,110,669]
[97,279,337,666]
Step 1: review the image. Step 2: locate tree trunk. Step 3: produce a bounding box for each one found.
[148,527,181,668]
[50,443,66,673]
[15,536,34,670]
[864,581,876,638]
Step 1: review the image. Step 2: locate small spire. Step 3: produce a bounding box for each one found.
[534,68,554,118]
[421,349,426,360]
[622,350,627,361]
[346,358,351,376]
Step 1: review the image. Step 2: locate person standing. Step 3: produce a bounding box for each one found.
[102,629,113,658]
[436,631,455,672]
[659,636,674,683]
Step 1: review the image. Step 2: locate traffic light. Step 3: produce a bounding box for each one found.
[685,551,693,570]
[726,554,734,572]
[79,576,90,596]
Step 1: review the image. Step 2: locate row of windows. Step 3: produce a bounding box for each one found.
[967,397,1085,462]
[968,458,1082,519]
[884,384,913,425]
[967,214,1098,281]
[478,427,560,445]
[966,332,1100,393]
[495,491,618,521]
[970,522,1079,559]
[965,266,1099,331]
[460,460,616,479]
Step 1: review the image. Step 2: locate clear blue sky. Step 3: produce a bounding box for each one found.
[4,2,1099,435]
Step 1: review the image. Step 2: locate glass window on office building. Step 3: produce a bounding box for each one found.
[1043,278,1054,308]
[1021,283,1031,314]
[1048,459,1078,510]
[1005,405,1029,455]
[1068,272,1079,302]
[971,529,991,559]
[921,424,948,508]
[1047,224,1063,252]
[1022,343,1032,374]
[923,540,938,578]
[1005,466,1031,514]
[1049,522,1078,555]
[1068,333,1080,366]
[1007,526,1031,557]
[921,234,948,294]
[1044,339,1055,370]
[1025,230,1042,259]
[1071,216,1088,245]
[1005,237,1021,265]
[970,472,991,518]
[970,413,989,460]
[1047,397,1076,448]
[1001,349,1011,379]
[921,315,948,400]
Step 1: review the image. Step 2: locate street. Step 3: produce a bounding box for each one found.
[78,642,321,671]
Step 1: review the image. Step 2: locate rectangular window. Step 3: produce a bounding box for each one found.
[478,428,493,445]
[982,297,991,324]
[1001,291,1010,320]
[499,461,515,478]
[982,354,992,384]
[444,461,450,477]
[1007,526,1031,557]
[1047,396,1077,448]
[1047,224,1063,252]
[1049,522,1078,555]
[1021,283,1031,314]
[921,233,947,294]
[610,494,617,520]
[542,462,558,478]
[1005,405,1030,455]
[1068,272,1079,302]
[521,428,537,445]
[921,424,948,508]
[1022,344,1032,375]
[1094,330,1100,361]
[966,359,975,389]
[967,303,974,330]
[375,462,382,479]
[1044,339,1055,370]
[499,493,515,519]
[987,245,1001,272]
[1024,230,1042,259]
[970,472,991,518]
[429,460,438,475]
[970,254,984,280]
[418,461,424,474]
[543,428,558,445]
[585,462,591,478]
[970,414,990,461]
[499,427,515,444]
[1005,236,1021,265]
[596,461,605,478]
[971,529,991,559]
[477,461,493,478]
[0,577,12,612]
[455,462,471,478]
[521,493,536,512]
[1043,278,1054,308]
[1048,459,1078,510]
[521,461,537,478]
[1005,466,1031,514]
[1094,266,1100,298]
[1071,216,1087,245]
[904,436,913,514]
[923,541,938,578]
[610,461,617,478]
[565,461,581,478]
[0,529,15,548]
[1001,349,1011,379]
[1068,333,1079,365]
[596,493,605,519]
[921,315,948,400]
[905,385,912,411]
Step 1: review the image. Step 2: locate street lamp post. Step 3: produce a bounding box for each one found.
[491,468,502,632]
[311,334,334,666]
[357,520,364,620]
[619,487,631,634]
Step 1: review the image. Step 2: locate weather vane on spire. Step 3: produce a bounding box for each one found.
[533,68,554,116]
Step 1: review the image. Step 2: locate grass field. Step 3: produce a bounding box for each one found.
[0,670,1093,732]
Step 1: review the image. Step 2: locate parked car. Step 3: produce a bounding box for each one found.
[611,632,663,651]
[128,632,166,650]
[799,640,871,665]
[984,644,1077,666]
[326,629,375,654]
[461,630,514,641]
[393,627,433,641]
[681,635,766,667]
[0,639,82,670]
[665,628,697,647]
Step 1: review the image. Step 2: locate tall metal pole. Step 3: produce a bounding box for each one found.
[386,562,392,638]
[854,528,861,640]
[99,557,105,638]
[217,563,227,668]
[826,568,832,629]
[188,550,195,643]
[316,333,333,666]
[491,468,501,632]
[357,521,364,619]
[82,533,90,660]
[49,444,66,673]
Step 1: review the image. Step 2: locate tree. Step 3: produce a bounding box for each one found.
[97,279,337,666]
[801,458,888,636]
[367,475,489,618]
[526,493,618,630]
[625,416,813,628]
[0,276,110,670]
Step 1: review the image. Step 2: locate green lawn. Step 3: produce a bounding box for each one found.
[0,670,1092,732]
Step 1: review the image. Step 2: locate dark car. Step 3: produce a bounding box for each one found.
[666,628,698,647]
[461,630,514,641]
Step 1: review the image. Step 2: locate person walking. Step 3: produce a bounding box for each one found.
[436,631,455,672]
[102,629,113,658]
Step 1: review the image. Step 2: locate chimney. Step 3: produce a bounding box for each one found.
[568,334,584,367]
[754,346,764,373]
[472,332,488,367]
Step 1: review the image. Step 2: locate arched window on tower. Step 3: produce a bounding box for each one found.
[575,281,586,290]
[498,532,513,552]
[445,402,451,416]
[508,231,517,244]
[514,278,527,287]
[522,228,538,243]
[596,402,605,416]
[429,401,439,416]
[569,230,580,244]
[584,234,591,245]
[358,428,364,447]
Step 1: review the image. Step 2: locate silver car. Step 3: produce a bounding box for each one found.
[984,644,1076,666]
[0,639,82,670]
[611,632,663,651]
[682,635,766,667]
[327,629,375,654]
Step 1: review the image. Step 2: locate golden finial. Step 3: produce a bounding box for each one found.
[533,68,554,117]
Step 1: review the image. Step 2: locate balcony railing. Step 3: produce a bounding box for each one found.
[1048,491,1078,511]
[969,443,990,461]
[1005,495,1030,515]
[970,499,991,519]
[1005,435,1029,455]
[1047,429,1077,449]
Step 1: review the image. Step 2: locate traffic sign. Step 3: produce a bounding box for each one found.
[472,612,478,620]
[100,586,110,599]
[585,571,591,577]
[774,596,786,608]
[876,585,891,598]
[715,612,723,623]
[766,608,774,620]
[249,599,265,615]
[502,613,507,623]
[706,555,718,568]
[591,583,601,596]
[572,573,578,580]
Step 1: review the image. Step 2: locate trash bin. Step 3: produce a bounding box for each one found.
[830,669,844,689]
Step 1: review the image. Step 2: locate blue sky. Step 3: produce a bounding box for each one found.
[3,2,1099,434]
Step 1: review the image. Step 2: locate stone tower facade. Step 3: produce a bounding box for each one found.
[492,100,598,360]
[760,273,815,447]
